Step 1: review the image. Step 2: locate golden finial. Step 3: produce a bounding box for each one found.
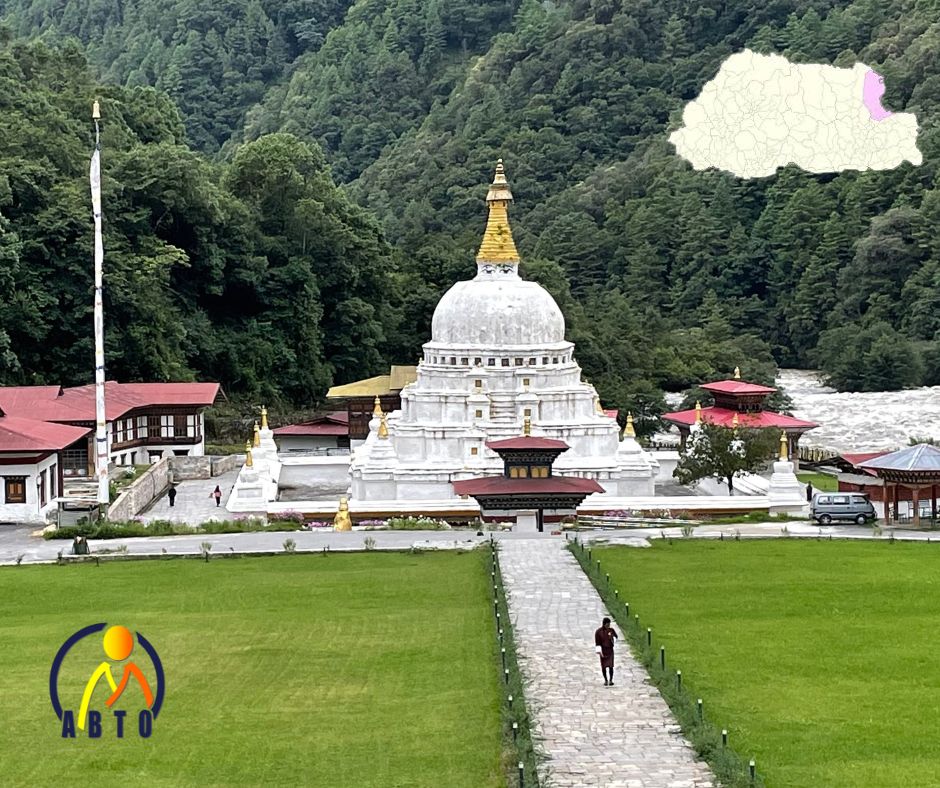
[245,440,253,468]
[779,431,789,461]
[253,421,261,447]
[378,413,389,439]
[373,396,383,417]
[594,395,604,415]
[734,366,741,380]
[92,100,101,120]
[694,400,703,424]
[731,413,739,428]
[476,159,520,264]
[624,412,636,438]
[523,416,531,436]
[261,405,268,430]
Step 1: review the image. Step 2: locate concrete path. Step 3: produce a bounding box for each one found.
[139,469,239,523]
[499,538,713,787]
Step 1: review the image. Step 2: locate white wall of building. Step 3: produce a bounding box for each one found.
[0,453,59,524]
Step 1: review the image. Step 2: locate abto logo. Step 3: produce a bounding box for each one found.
[49,623,165,739]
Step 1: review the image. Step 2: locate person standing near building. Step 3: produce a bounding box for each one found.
[210,485,222,507]
[806,482,813,502]
[167,485,177,507]
[594,617,619,686]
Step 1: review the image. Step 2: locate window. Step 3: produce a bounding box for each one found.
[542,357,549,365]
[474,379,483,388]
[39,469,47,507]
[528,358,536,365]
[509,466,529,478]
[174,414,188,438]
[501,358,510,367]
[524,408,532,417]
[531,466,549,478]
[4,477,26,504]
[461,358,468,365]
[851,495,868,504]
[552,357,558,364]
[147,415,161,439]
[523,378,530,386]
[514,358,524,366]
[470,447,478,456]
[450,357,457,365]
[475,409,483,418]
[817,496,831,505]
[487,358,496,367]
[474,358,482,366]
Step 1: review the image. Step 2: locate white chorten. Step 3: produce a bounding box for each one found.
[350,161,656,500]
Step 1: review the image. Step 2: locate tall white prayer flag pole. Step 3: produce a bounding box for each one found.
[90,100,109,508]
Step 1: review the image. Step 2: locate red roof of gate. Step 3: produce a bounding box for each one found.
[485,436,570,451]
[700,380,777,396]
[662,406,816,430]
[452,476,604,496]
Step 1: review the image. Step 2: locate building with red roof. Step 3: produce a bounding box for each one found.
[662,369,817,467]
[272,411,350,453]
[0,381,220,518]
[453,427,603,531]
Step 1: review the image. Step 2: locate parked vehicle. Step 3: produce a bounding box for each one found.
[811,492,877,525]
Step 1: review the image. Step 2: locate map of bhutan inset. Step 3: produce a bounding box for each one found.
[669,49,922,178]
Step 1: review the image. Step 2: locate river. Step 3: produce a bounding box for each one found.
[776,369,940,453]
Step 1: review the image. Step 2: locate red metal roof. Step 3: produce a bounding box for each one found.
[662,406,817,430]
[603,409,619,420]
[0,416,90,452]
[841,452,888,470]
[700,380,777,396]
[453,475,604,496]
[485,436,570,452]
[0,381,220,423]
[273,411,349,437]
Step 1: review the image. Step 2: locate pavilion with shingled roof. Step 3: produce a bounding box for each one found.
[859,444,940,528]
[662,368,817,467]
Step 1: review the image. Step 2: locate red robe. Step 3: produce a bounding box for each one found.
[595,626,618,668]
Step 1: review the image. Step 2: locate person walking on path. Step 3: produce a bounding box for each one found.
[210,485,222,507]
[167,485,177,507]
[806,482,813,502]
[595,617,619,686]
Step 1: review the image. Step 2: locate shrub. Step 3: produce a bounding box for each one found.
[283,538,297,553]
[387,516,450,530]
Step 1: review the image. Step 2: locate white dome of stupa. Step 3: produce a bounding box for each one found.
[431,275,565,347]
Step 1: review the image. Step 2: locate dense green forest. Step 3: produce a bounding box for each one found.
[0,0,938,430]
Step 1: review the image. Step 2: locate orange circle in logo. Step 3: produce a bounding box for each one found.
[102,625,133,661]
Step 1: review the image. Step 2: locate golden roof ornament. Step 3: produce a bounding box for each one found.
[594,395,604,415]
[731,413,739,428]
[253,421,261,447]
[734,366,741,380]
[624,412,636,438]
[261,405,268,430]
[694,400,703,424]
[245,440,253,468]
[779,431,789,461]
[523,416,531,436]
[373,396,383,417]
[92,100,101,120]
[378,413,389,439]
[476,159,520,264]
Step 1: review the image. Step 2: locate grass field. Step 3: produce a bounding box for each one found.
[0,552,503,787]
[597,540,940,787]
[796,471,839,492]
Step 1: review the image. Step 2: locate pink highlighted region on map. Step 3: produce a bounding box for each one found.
[863,70,892,121]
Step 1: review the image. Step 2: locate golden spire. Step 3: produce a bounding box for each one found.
[733,366,741,380]
[779,431,789,461]
[523,416,531,436]
[92,100,101,120]
[245,440,253,468]
[373,396,383,417]
[253,421,261,447]
[624,412,636,438]
[476,159,520,264]
[731,413,739,428]
[261,405,268,430]
[594,395,604,415]
[694,400,702,424]
[378,413,389,439]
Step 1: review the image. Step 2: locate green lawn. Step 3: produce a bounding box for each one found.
[597,540,940,787]
[0,552,503,787]
[797,471,839,492]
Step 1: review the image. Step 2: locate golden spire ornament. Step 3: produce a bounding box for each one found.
[253,421,261,447]
[731,413,739,428]
[378,413,389,439]
[261,405,268,430]
[373,396,383,418]
[733,366,741,380]
[694,400,703,424]
[476,159,520,264]
[245,440,253,468]
[624,412,636,438]
[779,431,789,461]
[594,395,604,415]
[523,416,531,436]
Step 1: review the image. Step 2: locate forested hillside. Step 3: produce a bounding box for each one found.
[0,0,938,428]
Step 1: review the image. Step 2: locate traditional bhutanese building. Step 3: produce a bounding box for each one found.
[349,161,657,502]
[662,369,817,465]
[326,365,417,442]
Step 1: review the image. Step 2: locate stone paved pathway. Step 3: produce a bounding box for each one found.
[139,469,239,523]
[499,538,714,788]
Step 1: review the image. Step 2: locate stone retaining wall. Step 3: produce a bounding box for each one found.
[108,459,170,521]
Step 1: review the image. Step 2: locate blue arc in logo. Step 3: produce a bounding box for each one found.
[49,623,165,720]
